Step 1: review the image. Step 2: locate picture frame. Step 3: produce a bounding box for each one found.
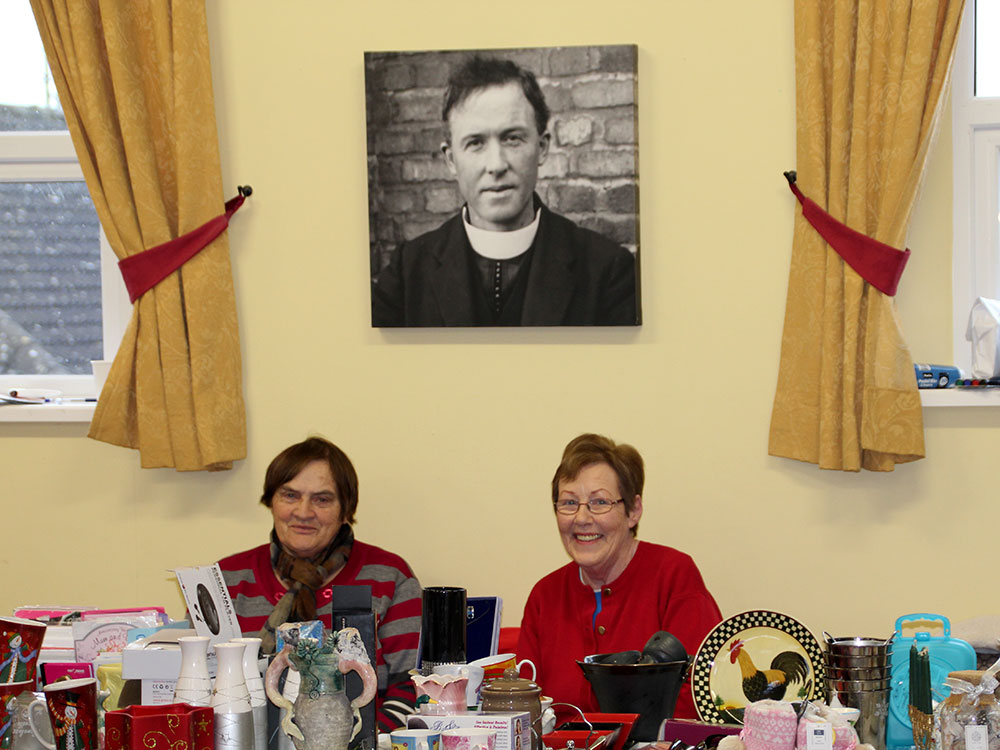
[366,45,641,328]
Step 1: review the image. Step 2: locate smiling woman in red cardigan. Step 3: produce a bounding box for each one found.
[516,433,722,720]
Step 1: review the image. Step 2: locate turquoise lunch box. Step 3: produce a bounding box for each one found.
[886,613,976,750]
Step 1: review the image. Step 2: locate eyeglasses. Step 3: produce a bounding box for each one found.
[275,488,338,510]
[554,498,624,515]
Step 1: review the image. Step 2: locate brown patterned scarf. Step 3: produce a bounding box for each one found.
[258,523,354,653]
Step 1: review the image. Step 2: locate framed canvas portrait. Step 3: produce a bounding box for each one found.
[366,45,641,328]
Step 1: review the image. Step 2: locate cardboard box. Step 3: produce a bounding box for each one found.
[140,680,178,706]
[174,566,241,645]
[121,646,183,680]
[407,711,530,750]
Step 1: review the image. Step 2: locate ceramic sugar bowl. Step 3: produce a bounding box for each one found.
[410,671,469,715]
[480,668,541,750]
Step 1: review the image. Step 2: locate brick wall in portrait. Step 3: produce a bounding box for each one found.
[365,45,639,276]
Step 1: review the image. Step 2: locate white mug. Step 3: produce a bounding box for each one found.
[391,728,442,750]
[431,664,485,707]
[540,695,555,735]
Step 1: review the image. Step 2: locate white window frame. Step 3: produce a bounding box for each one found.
[0,130,130,410]
[952,0,1000,374]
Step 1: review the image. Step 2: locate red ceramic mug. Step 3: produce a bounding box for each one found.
[0,616,46,684]
[28,677,98,750]
[0,680,35,748]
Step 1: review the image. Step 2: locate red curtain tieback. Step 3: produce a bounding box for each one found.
[117,185,252,303]
[784,172,909,296]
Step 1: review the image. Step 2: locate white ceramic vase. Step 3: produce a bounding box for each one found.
[212,642,254,750]
[232,636,267,750]
[173,636,212,706]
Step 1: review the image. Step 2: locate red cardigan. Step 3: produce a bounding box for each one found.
[516,541,721,720]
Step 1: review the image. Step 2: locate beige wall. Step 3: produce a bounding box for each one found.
[2,2,995,642]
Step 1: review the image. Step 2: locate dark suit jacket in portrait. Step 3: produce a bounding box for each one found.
[371,201,639,327]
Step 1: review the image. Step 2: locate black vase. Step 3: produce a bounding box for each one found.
[420,586,467,669]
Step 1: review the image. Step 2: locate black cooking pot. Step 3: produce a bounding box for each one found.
[577,655,692,741]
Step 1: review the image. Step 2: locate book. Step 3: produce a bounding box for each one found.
[465,596,503,663]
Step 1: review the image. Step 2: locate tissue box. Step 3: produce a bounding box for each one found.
[407,711,530,750]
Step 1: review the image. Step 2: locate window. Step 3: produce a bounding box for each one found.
[952,0,1000,373]
[0,5,128,400]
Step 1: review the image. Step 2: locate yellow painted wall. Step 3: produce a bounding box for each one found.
[3,2,995,643]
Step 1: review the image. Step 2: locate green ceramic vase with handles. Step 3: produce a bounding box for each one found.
[265,627,377,750]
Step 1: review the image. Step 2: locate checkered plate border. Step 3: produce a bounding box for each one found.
[691,609,826,724]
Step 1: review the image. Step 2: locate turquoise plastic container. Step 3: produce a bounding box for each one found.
[886,613,976,750]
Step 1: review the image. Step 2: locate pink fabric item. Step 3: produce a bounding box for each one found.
[741,700,798,750]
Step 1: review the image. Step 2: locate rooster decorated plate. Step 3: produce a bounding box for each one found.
[691,610,825,724]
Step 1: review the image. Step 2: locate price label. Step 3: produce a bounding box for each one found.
[806,722,833,750]
[965,725,988,750]
[143,680,178,705]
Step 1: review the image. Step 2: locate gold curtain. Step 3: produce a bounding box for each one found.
[769,0,964,472]
[31,0,246,471]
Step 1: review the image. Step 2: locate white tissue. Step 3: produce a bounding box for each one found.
[966,297,1000,378]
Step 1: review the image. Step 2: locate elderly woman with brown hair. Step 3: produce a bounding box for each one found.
[217,436,422,731]
[516,433,721,719]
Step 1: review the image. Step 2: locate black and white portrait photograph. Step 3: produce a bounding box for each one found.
[366,45,641,328]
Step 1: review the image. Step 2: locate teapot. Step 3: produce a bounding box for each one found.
[264,627,376,750]
[480,668,541,750]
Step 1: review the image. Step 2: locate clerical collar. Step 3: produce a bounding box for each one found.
[462,206,541,260]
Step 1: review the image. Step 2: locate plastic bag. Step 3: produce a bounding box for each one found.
[795,702,859,750]
[935,660,1000,750]
[965,297,1000,378]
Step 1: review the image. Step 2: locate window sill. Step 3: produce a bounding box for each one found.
[0,401,95,423]
[2,391,990,418]
[920,388,1000,407]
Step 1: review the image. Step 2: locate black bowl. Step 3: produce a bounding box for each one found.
[577,656,692,741]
